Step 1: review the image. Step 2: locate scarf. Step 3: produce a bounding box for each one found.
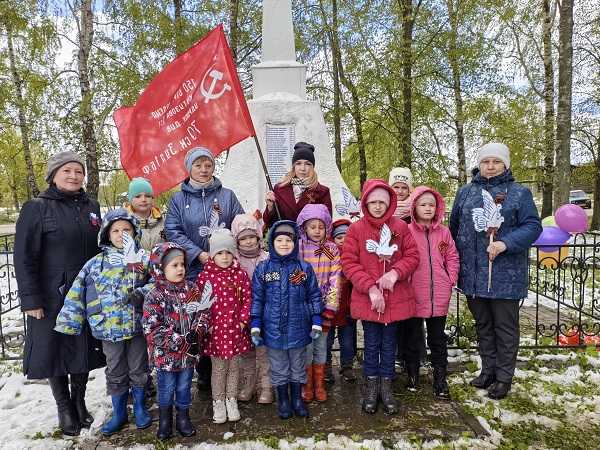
[238,245,262,258]
[394,198,411,219]
[291,177,308,203]
[188,177,215,190]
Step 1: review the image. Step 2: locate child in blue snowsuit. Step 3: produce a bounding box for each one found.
[55,208,153,436]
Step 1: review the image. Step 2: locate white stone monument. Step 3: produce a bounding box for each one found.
[220,0,353,218]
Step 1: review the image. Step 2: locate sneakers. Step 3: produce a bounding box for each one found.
[225,398,241,422]
[212,400,227,424]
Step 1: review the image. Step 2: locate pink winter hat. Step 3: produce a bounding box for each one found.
[365,187,391,207]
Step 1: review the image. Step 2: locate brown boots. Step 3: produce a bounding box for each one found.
[302,364,327,402]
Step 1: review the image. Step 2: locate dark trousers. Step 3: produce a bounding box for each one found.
[406,316,448,368]
[362,321,398,378]
[467,297,520,383]
[326,320,357,367]
[397,319,426,364]
[102,334,148,396]
[156,368,194,409]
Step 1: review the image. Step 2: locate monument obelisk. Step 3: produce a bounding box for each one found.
[220,0,351,217]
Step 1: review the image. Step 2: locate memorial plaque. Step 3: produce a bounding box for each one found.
[265,123,295,184]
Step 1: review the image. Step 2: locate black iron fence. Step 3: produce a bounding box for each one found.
[0,231,599,359]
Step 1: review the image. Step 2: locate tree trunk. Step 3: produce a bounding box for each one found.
[541,0,555,217]
[6,26,39,199]
[77,0,99,200]
[553,0,574,210]
[228,0,240,62]
[592,134,600,231]
[445,0,466,185]
[174,0,184,55]
[398,0,414,168]
[329,0,367,186]
[332,0,342,171]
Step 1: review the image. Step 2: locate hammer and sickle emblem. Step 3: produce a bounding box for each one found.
[200,65,231,104]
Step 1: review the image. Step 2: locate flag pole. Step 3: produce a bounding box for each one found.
[252,135,281,220]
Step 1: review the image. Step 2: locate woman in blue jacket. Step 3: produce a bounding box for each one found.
[165,146,244,280]
[449,143,542,400]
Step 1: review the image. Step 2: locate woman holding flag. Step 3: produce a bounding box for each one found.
[449,143,541,400]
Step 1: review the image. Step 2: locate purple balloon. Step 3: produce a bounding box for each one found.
[533,226,571,252]
[555,204,589,234]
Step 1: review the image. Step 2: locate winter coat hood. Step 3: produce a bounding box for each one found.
[98,208,142,249]
[471,168,515,186]
[180,176,223,196]
[409,186,446,230]
[149,241,187,283]
[38,185,88,202]
[296,203,332,241]
[231,213,263,239]
[360,179,397,226]
[267,220,300,262]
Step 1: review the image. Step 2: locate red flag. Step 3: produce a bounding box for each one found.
[114,25,255,194]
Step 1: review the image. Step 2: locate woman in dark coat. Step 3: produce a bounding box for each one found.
[449,143,542,400]
[263,141,332,228]
[14,151,106,436]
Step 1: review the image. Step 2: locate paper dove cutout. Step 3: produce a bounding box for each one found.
[198,203,226,237]
[335,187,361,219]
[185,281,215,314]
[366,224,398,258]
[107,231,145,266]
[472,190,504,234]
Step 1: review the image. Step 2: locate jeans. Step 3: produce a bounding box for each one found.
[362,321,398,378]
[267,346,307,386]
[156,368,194,409]
[326,320,357,367]
[305,331,328,365]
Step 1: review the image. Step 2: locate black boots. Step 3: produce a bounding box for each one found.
[362,376,379,414]
[176,407,196,437]
[157,406,173,440]
[48,376,80,436]
[487,381,511,400]
[433,367,451,399]
[276,384,292,419]
[70,373,94,428]
[379,377,398,415]
[470,372,496,389]
[406,364,420,392]
[290,382,309,417]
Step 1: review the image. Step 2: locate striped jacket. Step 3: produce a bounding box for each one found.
[296,204,341,322]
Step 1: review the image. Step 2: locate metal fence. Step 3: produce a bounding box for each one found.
[1,231,599,359]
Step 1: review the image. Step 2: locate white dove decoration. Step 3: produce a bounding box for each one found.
[198,205,226,237]
[335,187,361,219]
[472,190,504,233]
[107,231,145,266]
[185,281,215,313]
[366,224,398,258]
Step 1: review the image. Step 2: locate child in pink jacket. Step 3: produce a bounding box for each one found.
[407,186,459,399]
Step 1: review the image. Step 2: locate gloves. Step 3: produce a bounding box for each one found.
[126,289,145,308]
[251,327,263,347]
[368,285,385,314]
[185,330,198,345]
[310,325,323,340]
[377,269,398,291]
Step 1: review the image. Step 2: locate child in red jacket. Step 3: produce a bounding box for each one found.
[326,219,357,383]
[406,186,459,398]
[341,179,419,415]
[197,229,252,424]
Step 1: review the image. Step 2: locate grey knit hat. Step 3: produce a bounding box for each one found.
[209,229,238,258]
[162,248,185,268]
[46,151,86,184]
[184,147,215,173]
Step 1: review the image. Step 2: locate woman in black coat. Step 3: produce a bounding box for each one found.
[14,151,106,436]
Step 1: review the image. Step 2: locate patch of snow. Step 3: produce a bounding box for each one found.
[223,431,234,440]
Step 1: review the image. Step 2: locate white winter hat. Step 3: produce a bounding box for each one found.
[388,167,413,190]
[477,143,510,169]
[209,229,238,258]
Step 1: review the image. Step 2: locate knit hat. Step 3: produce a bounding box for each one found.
[162,248,184,267]
[209,229,237,258]
[388,167,413,190]
[477,142,510,169]
[365,187,391,207]
[45,151,86,184]
[127,177,154,201]
[292,141,315,166]
[272,223,296,240]
[184,146,215,173]
[331,219,351,239]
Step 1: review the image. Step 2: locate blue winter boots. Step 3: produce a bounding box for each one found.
[275,384,292,419]
[101,392,129,436]
[131,386,152,429]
